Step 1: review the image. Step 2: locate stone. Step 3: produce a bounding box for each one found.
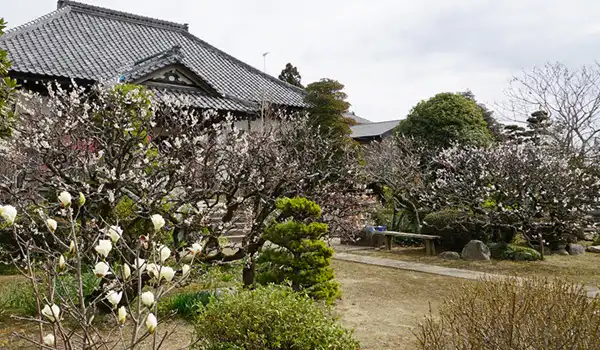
[587,246,600,253]
[461,240,491,261]
[439,251,461,260]
[568,244,586,255]
[554,249,570,256]
[513,249,541,261]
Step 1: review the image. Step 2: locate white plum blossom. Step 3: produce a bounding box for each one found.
[69,240,76,254]
[146,313,157,334]
[141,291,155,307]
[42,304,61,322]
[93,261,111,277]
[182,264,191,276]
[58,191,72,207]
[105,290,122,308]
[94,239,112,257]
[151,214,165,232]
[79,192,86,206]
[0,205,17,225]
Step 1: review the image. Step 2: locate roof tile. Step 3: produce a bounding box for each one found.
[1,1,307,109]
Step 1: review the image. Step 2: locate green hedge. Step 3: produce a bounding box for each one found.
[489,244,542,261]
[193,285,359,350]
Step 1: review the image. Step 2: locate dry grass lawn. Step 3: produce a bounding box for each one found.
[0,261,468,350]
[332,260,472,350]
[352,245,600,286]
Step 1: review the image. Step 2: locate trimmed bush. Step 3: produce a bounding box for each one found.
[422,210,489,250]
[193,285,359,350]
[159,290,215,320]
[416,278,600,349]
[489,243,542,261]
[257,197,340,303]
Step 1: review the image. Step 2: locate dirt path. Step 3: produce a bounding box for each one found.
[333,260,470,350]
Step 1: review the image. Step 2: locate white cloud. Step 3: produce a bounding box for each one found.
[4,0,600,121]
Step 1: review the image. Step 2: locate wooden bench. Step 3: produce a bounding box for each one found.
[371,231,441,255]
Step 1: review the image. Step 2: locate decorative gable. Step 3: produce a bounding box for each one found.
[149,68,195,86]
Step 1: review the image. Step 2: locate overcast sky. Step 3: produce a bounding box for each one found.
[4,0,600,122]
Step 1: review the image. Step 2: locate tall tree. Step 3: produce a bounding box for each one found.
[460,90,504,142]
[397,92,493,148]
[304,78,352,137]
[0,18,17,138]
[505,62,600,159]
[278,62,303,88]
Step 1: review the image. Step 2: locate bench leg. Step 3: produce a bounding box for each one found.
[385,235,392,250]
[430,241,436,255]
[425,240,431,255]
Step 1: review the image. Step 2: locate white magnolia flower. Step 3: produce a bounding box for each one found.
[94,239,112,257]
[146,313,157,334]
[182,264,191,276]
[94,261,111,277]
[58,191,72,207]
[159,266,175,282]
[132,258,146,271]
[158,245,171,263]
[150,214,165,232]
[106,226,123,243]
[146,263,160,278]
[189,242,203,255]
[0,205,17,225]
[47,218,58,233]
[69,240,76,254]
[58,255,66,270]
[118,305,127,324]
[141,291,155,307]
[42,304,60,322]
[43,333,55,346]
[79,192,86,206]
[106,290,122,308]
[123,264,131,280]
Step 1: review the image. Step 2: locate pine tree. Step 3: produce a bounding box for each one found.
[257,197,340,304]
[278,63,303,88]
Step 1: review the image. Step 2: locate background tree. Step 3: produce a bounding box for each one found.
[278,62,303,88]
[0,83,359,288]
[0,18,18,138]
[361,136,431,233]
[304,78,353,138]
[460,90,504,142]
[505,62,600,159]
[396,92,493,148]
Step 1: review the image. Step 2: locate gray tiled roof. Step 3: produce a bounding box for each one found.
[350,120,402,139]
[0,1,308,110]
[149,87,255,113]
[343,112,371,124]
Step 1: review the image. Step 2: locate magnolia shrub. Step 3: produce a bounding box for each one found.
[5,192,201,349]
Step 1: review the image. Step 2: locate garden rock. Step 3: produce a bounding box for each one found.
[568,244,586,255]
[554,249,569,255]
[439,251,461,260]
[461,240,491,261]
[587,246,600,253]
